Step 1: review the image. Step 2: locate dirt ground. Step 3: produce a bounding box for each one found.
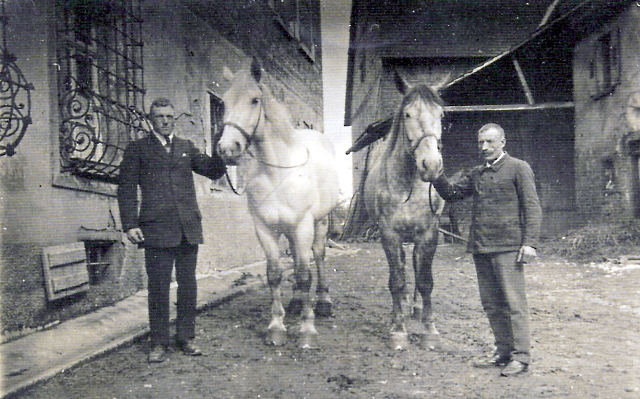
[15,242,640,399]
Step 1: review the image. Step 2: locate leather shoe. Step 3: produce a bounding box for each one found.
[501,360,528,376]
[473,353,510,368]
[176,340,203,356]
[148,345,167,363]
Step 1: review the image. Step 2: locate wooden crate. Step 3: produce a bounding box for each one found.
[42,242,89,301]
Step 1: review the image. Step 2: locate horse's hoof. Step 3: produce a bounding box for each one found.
[425,323,439,336]
[419,333,441,350]
[298,333,317,349]
[286,298,304,316]
[265,329,287,346]
[314,300,334,318]
[388,332,409,351]
[411,307,423,320]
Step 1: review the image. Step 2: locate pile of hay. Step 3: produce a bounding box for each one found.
[542,221,640,262]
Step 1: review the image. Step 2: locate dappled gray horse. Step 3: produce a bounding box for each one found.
[363,78,446,350]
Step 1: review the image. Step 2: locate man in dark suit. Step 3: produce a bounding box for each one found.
[432,123,542,377]
[118,98,226,363]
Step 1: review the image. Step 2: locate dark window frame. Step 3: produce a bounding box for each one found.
[269,0,317,61]
[589,27,621,100]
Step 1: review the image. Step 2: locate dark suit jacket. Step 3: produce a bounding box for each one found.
[117,134,226,248]
[432,153,542,254]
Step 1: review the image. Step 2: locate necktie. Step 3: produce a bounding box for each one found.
[164,137,171,153]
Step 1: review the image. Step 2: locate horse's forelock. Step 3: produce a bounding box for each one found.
[402,84,444,109]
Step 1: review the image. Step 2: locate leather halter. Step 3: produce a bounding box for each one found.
[401,125,442,213]
[222,120,256,147]
[221,99,309,174]
[409,133,441,158]
[222,98,264,148]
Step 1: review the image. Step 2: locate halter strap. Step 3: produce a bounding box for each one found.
[222,101,308,169]
[410,133,440,155]
[223,121,254,145]
[222,100,264,146]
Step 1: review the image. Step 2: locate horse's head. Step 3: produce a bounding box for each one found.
[217,58,265,165]
[395,77,445,182]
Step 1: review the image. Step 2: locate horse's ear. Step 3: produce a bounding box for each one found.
[250,57,262,83]
[394,71,411,95]
[432,72,452,92]
[223,66,234,81]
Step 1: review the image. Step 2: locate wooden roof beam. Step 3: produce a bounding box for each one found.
[539,0,562,27]
[444,101,574,112]
[512,56,535,105]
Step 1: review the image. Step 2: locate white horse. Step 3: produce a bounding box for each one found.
[217,59,340,348]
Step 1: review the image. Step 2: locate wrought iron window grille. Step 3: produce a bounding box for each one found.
[56,0,149,183]
[0,0,34,157]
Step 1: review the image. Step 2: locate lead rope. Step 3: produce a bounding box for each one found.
[428,182,438,214]
[225,170,245,196]
[247,146,310,169]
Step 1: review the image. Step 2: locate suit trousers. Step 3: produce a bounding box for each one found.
[473,251,531,364]
[145,241,199,346]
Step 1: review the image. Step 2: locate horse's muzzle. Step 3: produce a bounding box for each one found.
[419,157,443,182]
[217,127,248,165]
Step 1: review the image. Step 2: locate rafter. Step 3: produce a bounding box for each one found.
[444,102,574,112]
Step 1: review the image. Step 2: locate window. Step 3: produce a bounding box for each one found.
[269,0,317,61]
[589,28,621,100]
[56,0,149,183]
[85,241,112,284]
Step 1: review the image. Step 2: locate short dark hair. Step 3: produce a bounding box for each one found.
[478,123,504,138]
[149,98,174,115]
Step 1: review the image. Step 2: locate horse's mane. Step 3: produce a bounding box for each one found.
[258,81,296,142]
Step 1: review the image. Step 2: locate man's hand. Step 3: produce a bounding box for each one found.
[126,228,144,244]
[517,245,537,263]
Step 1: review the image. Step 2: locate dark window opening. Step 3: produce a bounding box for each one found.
[210,93,224,154]
[209,92,226,192]
[85,241,112,285]
[589,28,621,100]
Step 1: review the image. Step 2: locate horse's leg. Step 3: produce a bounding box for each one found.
[411,244,423,320]
[286,237,303,316]
[414,227,440,348]
[381,231,409,350]
[286,286,304,316]
[288,213,317,348]
[412,272,422,320]
[255,221,287,346]
[312,215,333,317]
